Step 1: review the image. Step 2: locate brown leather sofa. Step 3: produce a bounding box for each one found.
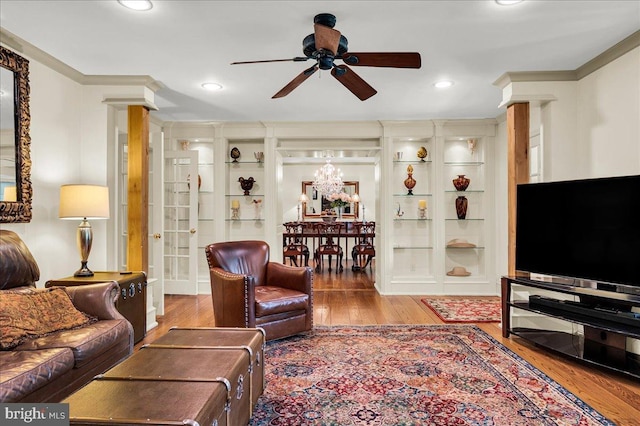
[0,230,133,403]
[205,240,313,341]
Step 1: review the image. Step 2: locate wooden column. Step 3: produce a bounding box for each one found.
[127,105,149,273]
[507,102,529,276]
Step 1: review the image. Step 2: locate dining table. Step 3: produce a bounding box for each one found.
[282,220,375,270]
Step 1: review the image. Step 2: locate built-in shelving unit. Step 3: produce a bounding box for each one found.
[443,137,486,285]
[387,125,493,295]
[225,140,266,241]
[391,139,434,281]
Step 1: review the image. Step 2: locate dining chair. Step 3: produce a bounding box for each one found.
[282,222,310,267]
[351,221,376,271]
[313,222,344,272]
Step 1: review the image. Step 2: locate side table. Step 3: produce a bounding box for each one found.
[46,271,147,343]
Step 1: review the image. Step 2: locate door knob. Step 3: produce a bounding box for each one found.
[153,233,162,239]
[190,228,196,234]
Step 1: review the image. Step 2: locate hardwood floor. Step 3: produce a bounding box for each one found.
[138,265,640,425]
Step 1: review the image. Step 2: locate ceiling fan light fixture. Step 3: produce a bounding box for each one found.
[201,82,223,91]
[118,0,153,11]
[434,80,454,89]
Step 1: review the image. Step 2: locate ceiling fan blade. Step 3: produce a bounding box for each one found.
[340,52,421,68]
[231,57,310,65]
[330,65,377,101]
[314,23,341,55]
[272,65,319,98]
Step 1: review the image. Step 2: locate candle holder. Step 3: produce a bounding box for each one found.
[231,199,240,220]
[418,199,427,219]
[231,207,240,220]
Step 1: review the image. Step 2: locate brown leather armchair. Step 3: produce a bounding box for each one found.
[205,240,313,341]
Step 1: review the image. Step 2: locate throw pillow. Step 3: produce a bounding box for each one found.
[0,287,96,350]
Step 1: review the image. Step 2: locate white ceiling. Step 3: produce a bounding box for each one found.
[1,0,639,123]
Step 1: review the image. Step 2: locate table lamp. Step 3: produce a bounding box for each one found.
[59,184,110,277]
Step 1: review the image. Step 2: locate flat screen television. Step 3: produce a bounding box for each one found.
[515,175,640,289]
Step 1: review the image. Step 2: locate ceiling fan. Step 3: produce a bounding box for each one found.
[231,13,422,101]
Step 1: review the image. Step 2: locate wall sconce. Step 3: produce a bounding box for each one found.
[418,199,427,219]
[231,199,240,220]
[59,184,110,277]
[298,193,309,222]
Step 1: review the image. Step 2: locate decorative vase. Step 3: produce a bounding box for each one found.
[456,195,468,219]
[253,199,263,219]
[404,165,416,195]
[417,146,428,161]
[238,176,255,195]
[335,207,343,219]
[453,174,470,191]
[230,147,241,162]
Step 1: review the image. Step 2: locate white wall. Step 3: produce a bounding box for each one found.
[2,58,85,284]
[493,46,640,284]
[576,46,640,177]
[1,48,155,285]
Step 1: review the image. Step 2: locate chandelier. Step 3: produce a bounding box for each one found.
[313,158,343,196]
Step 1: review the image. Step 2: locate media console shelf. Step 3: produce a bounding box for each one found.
[501,276,640,379]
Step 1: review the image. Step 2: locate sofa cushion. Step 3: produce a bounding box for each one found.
[254,285,309,317]
[15,319,131,368]
[0,348,74,402]
[0,287,96,350]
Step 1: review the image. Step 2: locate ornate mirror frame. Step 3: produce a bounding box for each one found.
[0,45,32,223]
[301,181,359,220]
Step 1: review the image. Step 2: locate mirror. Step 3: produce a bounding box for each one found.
[0,45,32,223]
[302,181,359,220]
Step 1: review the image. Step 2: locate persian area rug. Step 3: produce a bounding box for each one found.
[250,325,613,426]
[421,297,502,323]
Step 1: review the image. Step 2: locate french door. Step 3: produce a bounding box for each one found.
[163,150,199,295]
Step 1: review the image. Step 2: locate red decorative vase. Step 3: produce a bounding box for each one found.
[404,165,416,195]
[456,195,468,219]
[453,174,470,191]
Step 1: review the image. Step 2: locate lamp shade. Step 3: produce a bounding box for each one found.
[299,193,309,203]
[59,185,110,219]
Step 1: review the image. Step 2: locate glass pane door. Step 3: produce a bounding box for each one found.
[163,150,198,295]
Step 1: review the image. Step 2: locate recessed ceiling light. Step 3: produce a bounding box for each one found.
[495,0,524,5]
[434,80,454,89]
[202,82,223,91]
[118,0,153,11]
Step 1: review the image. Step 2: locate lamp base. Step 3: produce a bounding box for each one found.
[74,261,94,277]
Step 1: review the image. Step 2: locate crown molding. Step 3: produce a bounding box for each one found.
[576,30,640,79]
[494,30,640,89]
[0,27,161,92]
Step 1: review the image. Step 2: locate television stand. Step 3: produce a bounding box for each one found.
[501,276,640,379]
